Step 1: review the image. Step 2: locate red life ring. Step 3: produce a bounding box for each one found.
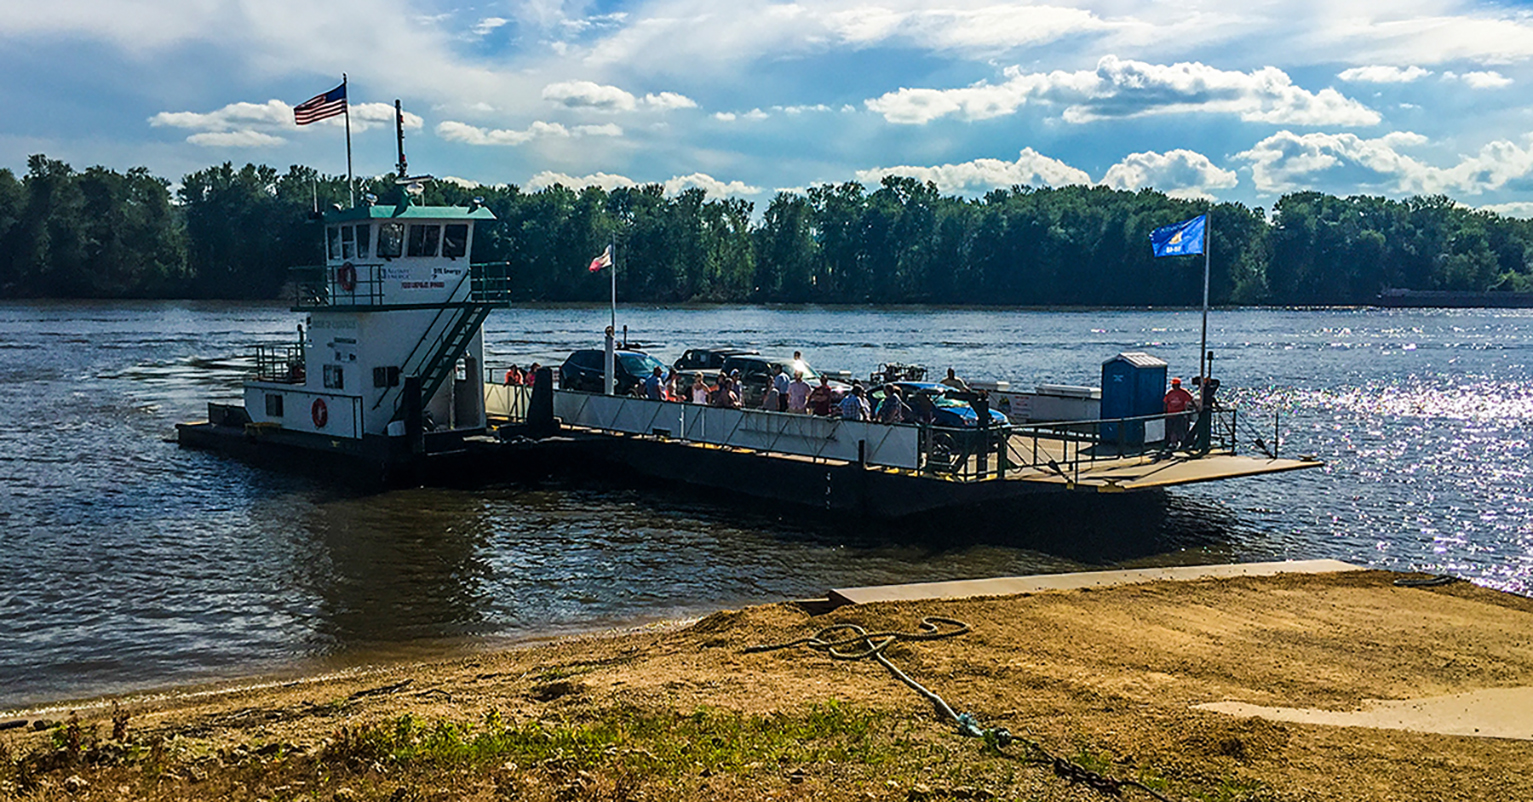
[337,262,357,292]
[311,398,329,428]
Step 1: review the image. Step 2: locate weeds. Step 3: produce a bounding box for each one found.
[321,701,888,779]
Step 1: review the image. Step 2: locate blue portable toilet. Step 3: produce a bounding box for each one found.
[1100,352,1168,447]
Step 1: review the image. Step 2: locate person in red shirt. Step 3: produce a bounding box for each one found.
[1163,377,1195,449]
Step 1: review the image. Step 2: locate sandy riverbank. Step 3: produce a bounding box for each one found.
[3,569,1531,801]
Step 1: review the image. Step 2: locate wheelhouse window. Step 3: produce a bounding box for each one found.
[378,223,404,258]
[354,224,371,259]
[326,227,342,261]
[407,224,441,257]
[340,225,356,259]
[442,224,468,259]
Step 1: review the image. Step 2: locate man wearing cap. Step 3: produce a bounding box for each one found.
[1163,378,1195,450]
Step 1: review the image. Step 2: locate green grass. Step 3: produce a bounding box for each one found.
[320,699,891,778]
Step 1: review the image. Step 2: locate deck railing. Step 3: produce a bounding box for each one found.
[500,381,1259,484]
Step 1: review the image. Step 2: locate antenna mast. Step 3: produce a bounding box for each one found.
[395,100,408,179]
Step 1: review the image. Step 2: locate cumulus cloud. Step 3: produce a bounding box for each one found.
[541,81,696,112]
[149,98,420,146]
[1337,65,1432,83]
[714,108,770,122]
[186,131,286,147]
[855,148,1091,193]
[866,56,1380,127]
[663,173,762,196]
[1443,70,1512,88]
[150,100,292,131]
[526,170,758,197]
[1236,130,1533,196]
[1099,150,1239,200]
[643,91,697,109]
[472,17,509,36]
[436,120,622,146]
[1478,201,1533,219]
[543,80,637,112]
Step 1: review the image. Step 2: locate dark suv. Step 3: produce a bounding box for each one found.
[560,348,668,395]
[672,347,759,373]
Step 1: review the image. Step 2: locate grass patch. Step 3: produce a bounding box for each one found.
[321,699,891,778]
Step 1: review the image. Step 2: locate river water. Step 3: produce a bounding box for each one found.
[2,302,1529,711]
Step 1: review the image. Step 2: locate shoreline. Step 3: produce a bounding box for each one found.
[4,568,1531,801]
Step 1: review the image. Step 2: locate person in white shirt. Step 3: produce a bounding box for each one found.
[787,372,812,413]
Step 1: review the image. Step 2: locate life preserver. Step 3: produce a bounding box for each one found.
[337,262,357,292]
[311,398,329,428]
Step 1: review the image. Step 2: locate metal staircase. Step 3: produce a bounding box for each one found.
[381,262,511,423]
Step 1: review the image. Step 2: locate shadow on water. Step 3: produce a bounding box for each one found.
[535,471,1239,567]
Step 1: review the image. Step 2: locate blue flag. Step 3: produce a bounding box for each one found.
[1149,215,1206,258]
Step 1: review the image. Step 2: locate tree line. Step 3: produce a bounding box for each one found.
[2,154,1530,305]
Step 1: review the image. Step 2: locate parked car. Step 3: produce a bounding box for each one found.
[867,382,1010,428]
[672,347,759,373]
[720,354,850,408]
[559,348,668,395]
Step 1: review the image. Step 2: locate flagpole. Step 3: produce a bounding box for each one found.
[1200,211,1211,382]
[610,236,617,335]
[342,74,354,208]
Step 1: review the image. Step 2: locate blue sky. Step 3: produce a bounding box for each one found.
[6,0,1533,214]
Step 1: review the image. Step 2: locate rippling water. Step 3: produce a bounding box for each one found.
[1,301,1529,710]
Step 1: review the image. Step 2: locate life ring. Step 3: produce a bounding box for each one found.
[311,398,329,428]
[337,262,357,292]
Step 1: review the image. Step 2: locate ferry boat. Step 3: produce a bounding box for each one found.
[176,187,513,483]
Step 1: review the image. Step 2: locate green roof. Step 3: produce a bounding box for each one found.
[324,203,496,223]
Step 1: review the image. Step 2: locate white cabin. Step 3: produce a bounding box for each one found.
[241,198,507,441]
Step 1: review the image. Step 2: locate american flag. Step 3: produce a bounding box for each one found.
[293,83,347,125]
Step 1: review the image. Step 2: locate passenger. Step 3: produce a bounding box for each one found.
[691,375,709,404]
[504,365,522,385]
[644,366,664,400]
[762,378,780,412]
[712,376,741,409]
[1163,377,1195,450]
[787,371,812,414]
[910,391,936,424]
[772,365,791,412]
[790,351,807,382]
[876,384,910,423]
[525,363,541,386]
[807,376,835,416]
[839,384,871,421]
[940,367,970,392]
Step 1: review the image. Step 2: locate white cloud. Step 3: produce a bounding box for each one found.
[1478,201,1533,218]
[643,91,697,109]
[436,120,623,146]
[866,56,1380,127]
[148,98,421,147]
[663,173,762,196]
[149,100,292,132]
[542,80,638,112]
[186,130,286,148]
[1099,150,1239,200]
[855,148,1091,193]
[1443,70,1513,88]
[540,81,695,112]
[714,108,769,122]
[1236,130,1533,196]
[1337,65,1432,83]
[526,171,637,192]
[525,170,756,197]
[472,17,509,37]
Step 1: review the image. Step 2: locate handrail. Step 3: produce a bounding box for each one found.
[373,268,477,412]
